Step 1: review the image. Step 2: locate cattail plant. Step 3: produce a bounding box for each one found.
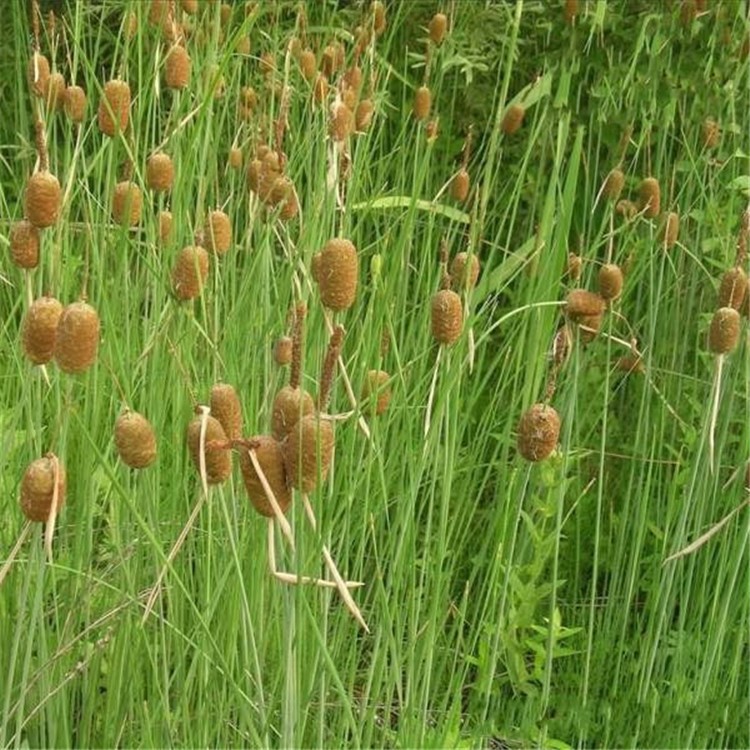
[362,370,391,416]
[355,98,374,132]
[181,0,197,13]
[159,210,173,245]
[450,252,480,291]
[517,404,561,462]
[299,49,317,81]
[146,152,174,192]
[564,0,579,23]
[431,288,463,345]
[172,245,209,300]
[602,168,625,201]
[660,211,680,249]
[272,305,315,440]
[21,296,63,365]
[165,44,191,89]
[638,177,660,218]
[25,121,60,229]
[565,289,606,342]
[238,436,292,517]
[45,72,66,111]
[451,169,470,202]
[616,200,637,220]
[313,239,359,311]
[598,263,623,302]
[329,101,355,141]
[501,103,525,135]
[112,180,143,226]
[701,117,720,149]
[98,79,130,136]
[28,51,50,96]
[413,85,432,120]
[63,85,86,123]
[20,454,66,523]
[718,267,748,310]
[313,73,329,104]
[54,301,100,374]
[372,0,386,35]
[204,210,232,255]
[429,12,448,45]
[115,411,157,469]
[567,253,582,281]
[707,307,742,472]
[210,383,243,441]
[186,411,232,485]
[274,336,293,365]
[10,220,40,269]
[228,147,242,169]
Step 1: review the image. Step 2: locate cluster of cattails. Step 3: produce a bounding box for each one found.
[21,297,100,374]
[246,144,299,220]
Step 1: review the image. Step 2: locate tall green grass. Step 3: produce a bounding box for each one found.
[1,1,749,747]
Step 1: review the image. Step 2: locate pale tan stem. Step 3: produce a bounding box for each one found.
[44,454,61,562]
[247,448,295,552]
[198,404,210,496]
[301,494,370,632]
[141,491,207,623]
[708,354,724,474]
[0,521,33,587]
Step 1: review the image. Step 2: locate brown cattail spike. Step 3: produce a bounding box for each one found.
[54,301,100,374]
[25,172,61,229]
[567,253,582,281]
[318,325,345,412]
[239,437,292,516]
[284,414,334,492]
[372,0,386,35]
[313,73,329,104]
[28,52,50,96]
[564,0,579,23]
[661,211,680,248]
[205,210,232,255]
[315,239,359,311]
[272,386,315,441]
[602,168,624,201]
[274,336,293,365]
[229,148,242,169]
[501,103,525,135]
[598,264,624,301]
[22,296,63,365]
[45,72,66,111]
[115,411,157,469]
[146,153,174,192]
[450,252,480,291]
[451,169,470,202]
[289,302,306,390]
[355,99,374,133]
[159,211,173,245]
[10,220,40,269]
[565,289,606,320]
[414,86,431,121]
[718,267,748,310]
[186,415,232,484]
[638,177,660,218]
[210,383,243,441]
[429,13,448,45]
[98,79,130,136]
[616,200,637,220]
[709,307,740,355]
[165,45,191,89]
[362,370,391,415]
[112,181,143,227]
[63,85,86,123]
[300,49,317,81]
[431,289,463,345]
[517,404,561,462]
[702,117,720,149]
[172,246,209,300]
[21,454,67,522]
[329,102,354,142]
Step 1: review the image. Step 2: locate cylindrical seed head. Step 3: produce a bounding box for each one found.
[299,49,317,81]
[146,152,174,192]
[450,252,480,291]
[413,85,432,120]
[25,172,61,229]
[315,238,359,311]
[708,307,740,355]
[229,147,242,169]
[10,220,40,269]
[172,245,209,300]
[238,436,291,517]
[564,0,579,23]
[165,45,191,89]
[28,52,50,97]
[274,336,293,365]
[517,404,560,462]
[210,383,243,441]
[115,411,157,468]
[22,296,63,365]
[63,85,87,123]
[718,267,748,311]
[98,79,130,136]
[660,211,680,248]
[204,210,232,255]
[284,414,335,492]
[616,199,637,220]
[355,99,374,132]
[702,117,720,149]
[431,288,463,344]
[45,72,66,111]
[501,103,525,135]
[451,169,470,202]
[567,253,582,281]
[598,263,623,301]
[112,180,143,227]
[181,0,198,13]
[429,13,448,45]
[372,0,386,35]
[20,455,67,522]
[271,385,315,441]
[602,168,624,201]
[362,370,391,415]
[329,102,354,141]
[638,177,660,218]
[565,289,606,320]
[186,415,232,485]
[54,301,100,374]
[313,73,329,103]
[578,312,603,342]
[159,210,173,245]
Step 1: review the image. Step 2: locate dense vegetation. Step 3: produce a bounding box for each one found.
[1,1,749,747]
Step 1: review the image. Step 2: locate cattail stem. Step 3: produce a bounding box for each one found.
[34,119,49,172]
[300,494,369,631]
[708,354,724,474]
[318,325,345,411]
[0,521,33,587]
[198,405,211,496]
[44,453,61,562]
[289,303,306,390]
[247,448,295,551]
